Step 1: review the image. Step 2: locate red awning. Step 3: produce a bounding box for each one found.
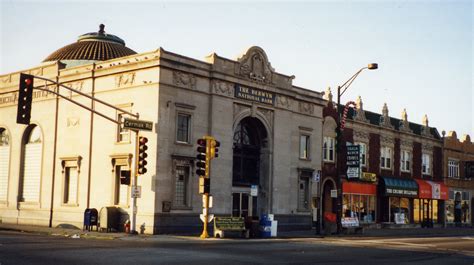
[415,179,448,200]
[342,181,376,195]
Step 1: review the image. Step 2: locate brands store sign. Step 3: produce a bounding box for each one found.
[386,188,417,197]
[235,85,274,105]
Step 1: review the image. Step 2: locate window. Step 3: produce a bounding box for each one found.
[60,156,81,206]
[448,159,460,178]
[323,136,335,162]
[176,113,191,143]
[299,135,310,159]
[298,171,310,211]
[422,154,431,175]
[380,146,392,169]
[0,128,10,201]
[114,165,129,206]
[20,125,42,202]
[63,167,78,205]
[117,113,131,143]
[173,159,192,208]
[400,150,411,172]
[355,142,367,167]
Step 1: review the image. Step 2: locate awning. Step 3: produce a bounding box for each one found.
[380,176,418,197]
[415,179,448,200]
[343,181,376,195]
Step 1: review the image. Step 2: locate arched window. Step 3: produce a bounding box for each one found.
[0,128,10,201]
[20,125,43,202]
[232,117,266,186]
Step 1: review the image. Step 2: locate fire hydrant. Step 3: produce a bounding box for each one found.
[124,220,131,233]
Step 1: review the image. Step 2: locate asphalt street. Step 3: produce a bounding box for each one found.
[1,231,473,265]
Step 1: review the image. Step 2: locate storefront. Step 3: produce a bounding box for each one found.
[379,176,418,224]
[414,179,448,227]
[342,181,377,224]
[446,188,471,226]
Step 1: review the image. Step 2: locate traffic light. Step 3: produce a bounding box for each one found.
[120,170,131,185]
[210,139,220,158]
[138,136,148,175]
[196,138,208,177]
[199,177,210,194]
[17,73,34,125]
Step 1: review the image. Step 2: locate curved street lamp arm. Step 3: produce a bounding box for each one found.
[339,66,368,97]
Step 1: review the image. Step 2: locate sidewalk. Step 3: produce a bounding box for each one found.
[2,222,474,241]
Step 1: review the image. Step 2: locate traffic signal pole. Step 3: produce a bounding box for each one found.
[132,129,139,234]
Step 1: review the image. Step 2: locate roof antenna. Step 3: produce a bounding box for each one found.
[99,24,105,34]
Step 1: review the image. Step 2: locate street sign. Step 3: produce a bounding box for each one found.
[251,185,258,196]
[313,170,321,182]
[202,195,213,208]
[123,118,153,131]
[131,185,141,198]
[200,214,214,223]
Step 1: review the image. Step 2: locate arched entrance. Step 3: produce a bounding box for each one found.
[232,116,269,218]
[322,178,336,228]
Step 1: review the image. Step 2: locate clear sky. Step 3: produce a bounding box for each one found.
[1,0,472,137]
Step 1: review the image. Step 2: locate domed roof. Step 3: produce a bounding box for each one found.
[43,24,137,62]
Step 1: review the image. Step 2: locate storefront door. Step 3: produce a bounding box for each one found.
[232,192,257,218]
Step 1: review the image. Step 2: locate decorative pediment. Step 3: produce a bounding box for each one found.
[399,108,412,133]
[235,46,274,84]
[379,103,394,129]
[354,96,369,123]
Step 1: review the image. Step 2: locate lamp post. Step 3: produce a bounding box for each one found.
[335,63,378,234]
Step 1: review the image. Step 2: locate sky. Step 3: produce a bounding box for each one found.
[1,0,472,137]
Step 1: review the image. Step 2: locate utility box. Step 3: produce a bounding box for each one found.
[99,207,119,232]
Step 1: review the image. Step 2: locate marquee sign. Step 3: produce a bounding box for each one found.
[234,85,274,105]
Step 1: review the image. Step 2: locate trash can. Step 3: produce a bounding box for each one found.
[259,215,272,238]
[83,208,98,231]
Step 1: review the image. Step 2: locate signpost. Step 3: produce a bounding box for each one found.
[123,118,153,131]
[346,145,360,179]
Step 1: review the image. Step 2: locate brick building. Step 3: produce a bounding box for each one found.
[321,88,445,229]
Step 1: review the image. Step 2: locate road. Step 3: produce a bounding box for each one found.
[0,231,473,265]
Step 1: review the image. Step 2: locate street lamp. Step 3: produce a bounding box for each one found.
[335,63,378,234]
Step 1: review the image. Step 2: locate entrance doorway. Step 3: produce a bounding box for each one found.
[232,116,268,218]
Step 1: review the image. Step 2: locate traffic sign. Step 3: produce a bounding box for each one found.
[200,214,214,223]
[131,185,142,198]
[123,118,153,131]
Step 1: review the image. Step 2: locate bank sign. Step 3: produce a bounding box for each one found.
[235,85,275,105]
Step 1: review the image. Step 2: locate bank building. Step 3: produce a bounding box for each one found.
[0,25,325,234]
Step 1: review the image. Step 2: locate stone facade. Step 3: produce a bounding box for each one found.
[0,45,325,234]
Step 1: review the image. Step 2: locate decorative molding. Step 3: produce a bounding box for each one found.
[422,144,434,153]
[67,117,80,127]
[110,153,133,172]
[212,80,234,96]
[115,72,136,88]
[379,103,394,129]
[353,131,370,141]
[233,103,249,118]
[299,126,313,132]
[258,108,273,126]
[298,101,314,115]
[275,95,291,109]
[354,96,369,123]
[60,156,82,173]
[174,102,196,110]
[172,71,196,89]
[400,139,413,148]
[235,46,274,84]
[380,136,394,146]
